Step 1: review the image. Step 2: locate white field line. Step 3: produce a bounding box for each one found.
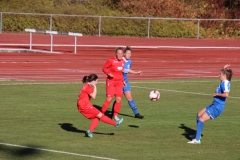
[1,80,240,85]
[131,85,240,99]
[0,142,117,160]
[0,81,239,99]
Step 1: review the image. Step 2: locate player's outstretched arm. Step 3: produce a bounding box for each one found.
[213,91,229,98]
[128,69,142,75]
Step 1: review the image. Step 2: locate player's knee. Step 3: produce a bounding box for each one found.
[126,95,132,101]
[115,97,122,103]
[106,96,113,101]
[97,112,103,118]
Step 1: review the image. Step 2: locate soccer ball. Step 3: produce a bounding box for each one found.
[149,90,160,101]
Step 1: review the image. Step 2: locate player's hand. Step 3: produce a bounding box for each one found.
[108,73,114,78]
[88,82,96,88]
[223,64,230,69]
[136,71,142,75]
[213,92,217,97]
[123,81,127,87]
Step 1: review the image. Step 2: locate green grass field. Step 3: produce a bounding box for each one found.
[0,78,240,160]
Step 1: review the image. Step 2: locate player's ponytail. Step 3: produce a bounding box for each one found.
[82,74,98,83]
[124,46,131,53]
[82,76,88,83]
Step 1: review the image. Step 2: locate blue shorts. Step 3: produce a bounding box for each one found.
[206,103,225,119]
[123,80,131,92]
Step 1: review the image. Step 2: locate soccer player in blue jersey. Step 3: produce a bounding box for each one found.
[122,46,144,119]
[188,64,233,144]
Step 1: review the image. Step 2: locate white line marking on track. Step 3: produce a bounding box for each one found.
[0,142,117,160]
[1,44,240,50]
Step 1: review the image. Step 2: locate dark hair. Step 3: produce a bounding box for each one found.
[82,74,98,83]
[115,47,123,53]
[124,46,131,53]
[221,68,233,81]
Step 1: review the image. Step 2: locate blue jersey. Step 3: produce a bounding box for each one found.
[122,59,132,82]
[213,80,230,105]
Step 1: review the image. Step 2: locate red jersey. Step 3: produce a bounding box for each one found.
[102,57,125,82]
[77,83,93,109]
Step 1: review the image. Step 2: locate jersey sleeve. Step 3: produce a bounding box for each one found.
[82,84,93,95]
[221,81,230,92]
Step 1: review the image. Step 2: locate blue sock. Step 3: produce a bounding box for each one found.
[196,120,204,141]
[195,115,200,132]
[128,100,138,115]
[196,115,200,124]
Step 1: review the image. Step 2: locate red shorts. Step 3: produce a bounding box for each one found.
[77,102,100,119]
[106,79,123,97]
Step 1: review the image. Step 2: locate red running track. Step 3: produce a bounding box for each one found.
[0,34,240,81]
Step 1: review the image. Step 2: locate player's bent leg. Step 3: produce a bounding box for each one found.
[124,91,144,119]
[101,99,111,114]
[113,97,122,120]
[195,120,204,141]
[111,100,116,119]
[89,118,100,133]
[99,115,117,126]
[124,91,133,101]
[199,111,211,123]
[197,107,206,117]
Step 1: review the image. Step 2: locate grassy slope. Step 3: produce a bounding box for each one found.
[0,0,239,37]
[0,0,121,16]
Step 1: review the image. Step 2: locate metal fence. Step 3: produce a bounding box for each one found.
[0,12,240,39]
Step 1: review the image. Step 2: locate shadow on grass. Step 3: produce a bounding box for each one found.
[0,143,42,158]
[58,123,114,137]
[128,125,139,128]
[93,104,112,118]
[179,124,203,140]
[179,124,196,140]
[93,104,134,118]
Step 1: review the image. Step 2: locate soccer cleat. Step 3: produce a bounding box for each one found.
[115,118,124,128]
[86,130,93,138]
[134,113,144,119]
[187,139,201,144]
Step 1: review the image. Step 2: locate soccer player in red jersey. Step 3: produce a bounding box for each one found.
[101,47,126,122]
[77,74,123,138]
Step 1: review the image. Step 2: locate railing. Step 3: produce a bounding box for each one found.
[0,12,240,39]
[25,28,82,53]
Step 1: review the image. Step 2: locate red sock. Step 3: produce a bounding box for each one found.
[100,115,116,126]
[113,102,121,117]
[101,100,111,114]
[89,118,100,132]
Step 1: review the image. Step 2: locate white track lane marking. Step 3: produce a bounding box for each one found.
[1,80,240,85]
[0,142,117,160]
[1,44,240,50]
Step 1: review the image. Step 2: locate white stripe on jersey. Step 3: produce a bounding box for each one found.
[223,80,230,92]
